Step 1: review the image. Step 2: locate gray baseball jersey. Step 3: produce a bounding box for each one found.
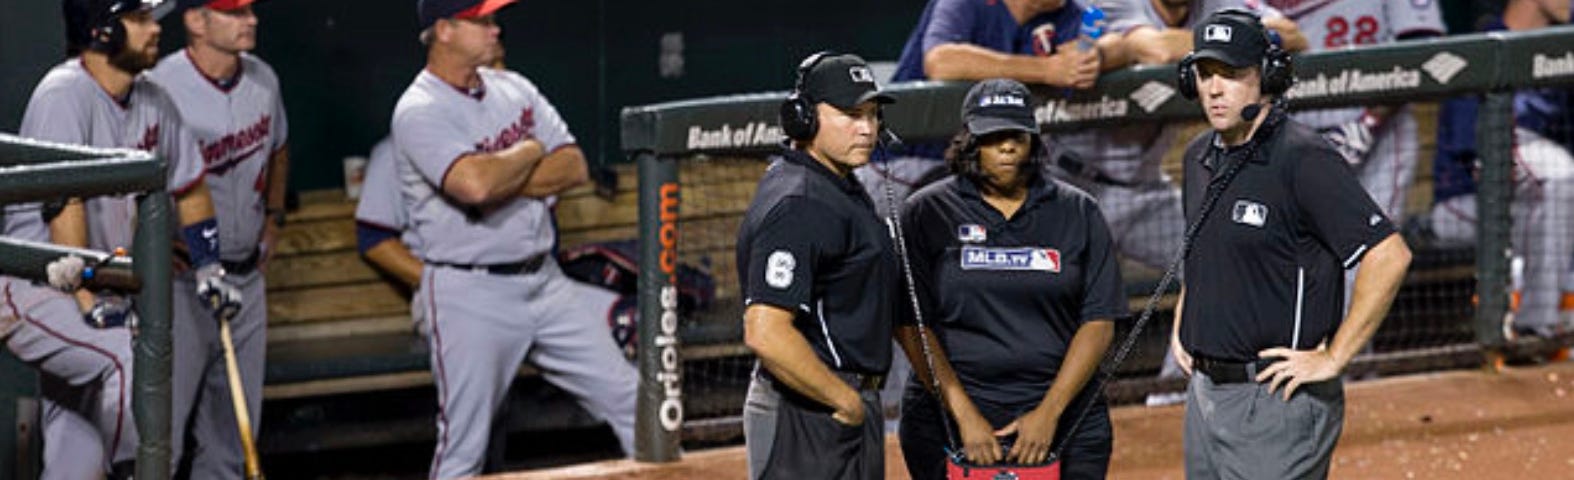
[391,67,636,478]
[393,68,572,264]
[146,50,286,479]
[355,137,422,249]
[10,61,205,247]
[147,51,289,261]
[1269,0,1444,128]
[8,58,206,477]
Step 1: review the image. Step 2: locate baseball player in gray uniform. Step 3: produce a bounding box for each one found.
[357,138,425,289]
[9,0,225,478]
[393,0,637,477]
[145,0,288,476]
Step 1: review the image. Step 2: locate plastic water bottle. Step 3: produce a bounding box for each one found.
[1078,5,1105,51]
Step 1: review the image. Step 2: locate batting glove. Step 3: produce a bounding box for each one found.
[46,255,86,291]
[84,296,138,330]
[1321,119,1375,166]
[194,263,243,322]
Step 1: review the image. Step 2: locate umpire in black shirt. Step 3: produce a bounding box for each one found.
[1170,10,1412,479]
[738,52,898,480]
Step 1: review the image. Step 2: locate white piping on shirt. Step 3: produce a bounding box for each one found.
[1293,267,1306,349]
[816,299,843,369]
[1342,244,1369,269]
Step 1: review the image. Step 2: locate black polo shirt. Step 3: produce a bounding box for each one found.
[1179,111,1397,362]
[736,149,898,375]
[900,175,1127,407]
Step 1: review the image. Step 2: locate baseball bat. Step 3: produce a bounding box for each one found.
[219,313,265,480]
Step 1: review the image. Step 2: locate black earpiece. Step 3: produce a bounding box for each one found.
[780,51,839,141]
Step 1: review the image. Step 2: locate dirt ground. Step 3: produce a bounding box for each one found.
[490,362,1574,479]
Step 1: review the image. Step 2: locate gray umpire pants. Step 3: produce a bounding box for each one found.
[744,367,884,480]
[1184,370,1344,480]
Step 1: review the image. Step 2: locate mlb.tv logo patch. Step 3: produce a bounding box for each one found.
[960,246,1061,273]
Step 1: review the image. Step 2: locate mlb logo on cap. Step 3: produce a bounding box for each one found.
[979,94,1026,108]
[1204,24,1233,43]
[848,66,875,83]
[957,224,987,243]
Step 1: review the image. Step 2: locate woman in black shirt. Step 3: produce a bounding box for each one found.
[896,79,1126,480]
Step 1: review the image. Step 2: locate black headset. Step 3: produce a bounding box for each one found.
[780,51,839,141]
[1177,8,1293,100]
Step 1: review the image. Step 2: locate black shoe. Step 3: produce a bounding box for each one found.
[110,460,135,480]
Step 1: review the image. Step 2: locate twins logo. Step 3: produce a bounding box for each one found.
[960,246,1061,273]
[1031,24,1057,56]
[475,107,537,153]
[200,114,271,175]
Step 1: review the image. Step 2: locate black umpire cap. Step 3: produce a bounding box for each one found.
[799,53,896,108]
[1192,10,1271,68]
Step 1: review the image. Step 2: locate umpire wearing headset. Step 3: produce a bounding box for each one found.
[738,52,898,480]
[1171,9,1412,479]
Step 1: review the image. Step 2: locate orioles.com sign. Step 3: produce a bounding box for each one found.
[656,182,684,432]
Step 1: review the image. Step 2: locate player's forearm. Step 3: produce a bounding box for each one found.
[1262,17,1309,52]
[48,200,89,248]
[924,43,1056,85]
[443,139,544,206]
[744,305,860,412]
[1123,27,1193,65]
[266,147,290,213]
[1329,234,1411,367]
[174,182,218,228]
[1096,34,1135,71]
[364,240,424,288]
[517,146,589,198]
[1036,319,1114,415]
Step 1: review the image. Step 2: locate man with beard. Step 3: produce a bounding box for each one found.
[8,0,227,477]
[145,0,288,476]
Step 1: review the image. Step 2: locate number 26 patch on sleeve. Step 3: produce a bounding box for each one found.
[959,246,1060,272]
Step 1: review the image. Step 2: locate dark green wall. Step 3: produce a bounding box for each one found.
[4,1,1497,192]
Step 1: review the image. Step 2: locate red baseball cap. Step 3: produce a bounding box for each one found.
[180,0,254,11]
[418,0,517,30]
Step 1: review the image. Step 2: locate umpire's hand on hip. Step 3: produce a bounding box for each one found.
[1255,342,1341,401]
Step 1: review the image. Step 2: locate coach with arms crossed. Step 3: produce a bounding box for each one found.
[1170,10,1411,479]
[739,52,898,480]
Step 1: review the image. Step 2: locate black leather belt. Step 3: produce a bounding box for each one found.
[1194,356,1282,384]
[430,253,547,276]
[758,369,885,391]
[222,249,261,276]
[1054,153,1139,187]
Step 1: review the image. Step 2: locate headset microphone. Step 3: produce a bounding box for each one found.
[1241,103,1264,122]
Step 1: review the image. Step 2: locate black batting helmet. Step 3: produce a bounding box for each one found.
[63,0,171,56]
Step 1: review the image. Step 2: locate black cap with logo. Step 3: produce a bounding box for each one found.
[961,78,1039,135]
[799,53,895,109]
[1192,10,1270,68]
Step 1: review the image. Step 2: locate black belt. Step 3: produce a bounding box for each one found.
[221,249,261,276]
[430,253,547,276]
[1194,356,1282,384]
[758,369,885,392]
[1054,153,1139,187]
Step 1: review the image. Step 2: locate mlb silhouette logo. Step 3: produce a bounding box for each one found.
[1232,200,1268,227]
[1205,24,1233,43]
[849,66,876,83]
[958,224,987,243]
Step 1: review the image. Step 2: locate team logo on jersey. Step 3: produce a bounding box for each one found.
[476,108,537,153]
[1232,199,1269,227]
[957,224,987,243]
[200,115,271,175]
[765,250,796,289]
[1031,24,1057,56]
[1204,25,1233,43]
[960,246,1061,273]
